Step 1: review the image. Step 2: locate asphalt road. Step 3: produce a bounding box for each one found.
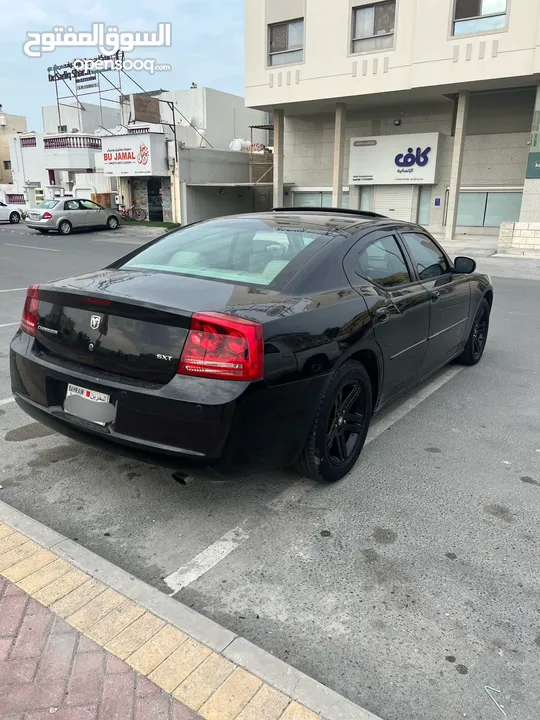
[1,221,540,720]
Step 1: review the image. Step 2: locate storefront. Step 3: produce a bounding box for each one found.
[101,132,172,222]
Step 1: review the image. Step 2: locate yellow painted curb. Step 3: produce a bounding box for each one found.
[0,521,323,720]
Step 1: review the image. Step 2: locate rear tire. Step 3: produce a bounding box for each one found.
[458,298,490,366]
[9,212,20,224]
[106,215,119,230]
[295,360,372,483]
[58,220,72,235]
[37,229,49,234]
[132,208,146,222]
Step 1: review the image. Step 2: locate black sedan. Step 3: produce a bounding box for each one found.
[10,209,493,483]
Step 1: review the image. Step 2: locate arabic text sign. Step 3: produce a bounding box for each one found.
[24,22,172,58]
[349,133,440,185]
[101,133,168,177]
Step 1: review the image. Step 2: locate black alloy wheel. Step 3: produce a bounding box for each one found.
[9,212,20,224]
[295,360,373,483]
[459,298,490,366]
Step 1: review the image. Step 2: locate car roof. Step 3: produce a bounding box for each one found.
[232,209,388,233]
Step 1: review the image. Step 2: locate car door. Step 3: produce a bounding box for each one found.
[400,230,471,370]
[0,201,9,222]
[63,199,85,227]
[344,231,431,401]
[79,199,106,227]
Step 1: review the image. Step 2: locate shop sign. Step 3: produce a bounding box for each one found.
[349,133,439,185]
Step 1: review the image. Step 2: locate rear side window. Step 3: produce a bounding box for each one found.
[121,218,326,286]
[355,235,411,288]
[401,232,449,280]
[37,200,59,209]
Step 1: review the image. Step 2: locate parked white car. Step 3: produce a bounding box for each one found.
[0,201,22,224]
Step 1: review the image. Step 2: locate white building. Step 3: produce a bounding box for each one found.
[42,102,121,135]
[245,0,540,240]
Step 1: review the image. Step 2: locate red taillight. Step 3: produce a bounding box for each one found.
[42,212,52,219]
[21,284,40,336]
[178,312,263,381]
[83,297,112,306]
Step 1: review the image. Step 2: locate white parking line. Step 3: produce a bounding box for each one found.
[165,526,250,595]
[163,364,465,594]
[4,244,59,252]
[0,398,15,407]
[0,288,26,293]
[365,366,464,445]
[0,322,19,329]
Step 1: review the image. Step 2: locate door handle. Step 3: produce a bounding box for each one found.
[431,290,440,302]
[375,308,390,323]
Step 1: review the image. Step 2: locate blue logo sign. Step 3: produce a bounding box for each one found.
[395,146,431,168]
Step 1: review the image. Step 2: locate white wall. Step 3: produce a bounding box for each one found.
[178,147,250,184]
[246,0,540,109]
[42,103,120,134]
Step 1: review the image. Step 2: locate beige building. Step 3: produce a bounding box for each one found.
[0,107,27,185]
[245,0,540,239]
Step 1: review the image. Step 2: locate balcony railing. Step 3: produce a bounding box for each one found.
[20,137,37,148]
[43,136,102,150]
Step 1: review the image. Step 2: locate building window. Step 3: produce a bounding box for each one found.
[453,0,507,36]
[269,19,304,66]
[293,191,350,209]
[352,1,396,53]
[455,191,522,227]
[3,161,11,170]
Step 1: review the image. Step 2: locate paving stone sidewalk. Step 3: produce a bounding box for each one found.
[0,576,199,719]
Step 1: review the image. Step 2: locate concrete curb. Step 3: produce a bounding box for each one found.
[0,499,383,720]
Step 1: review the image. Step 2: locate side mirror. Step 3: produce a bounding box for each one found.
[454,256,476,274]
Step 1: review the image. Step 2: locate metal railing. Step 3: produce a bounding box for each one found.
[43,136,102,150]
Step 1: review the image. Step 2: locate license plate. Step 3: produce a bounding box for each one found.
[66,384,110,403]
[64,383,115,426]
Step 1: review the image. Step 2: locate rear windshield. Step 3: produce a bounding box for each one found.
[37,200,59,209]
[121,217,330,286]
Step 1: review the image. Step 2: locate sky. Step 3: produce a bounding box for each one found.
[1,0,245,132]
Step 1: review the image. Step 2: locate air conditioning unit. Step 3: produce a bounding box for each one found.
[57,125,68,133]
[0,116,6,127]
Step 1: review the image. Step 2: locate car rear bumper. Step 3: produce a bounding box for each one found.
[10,331,324,475]
[25,219,57,229]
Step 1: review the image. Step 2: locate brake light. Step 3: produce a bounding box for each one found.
[21,284,40,336]
[178,312,263,381]
[83,297,112,306]
[42,212,52,219]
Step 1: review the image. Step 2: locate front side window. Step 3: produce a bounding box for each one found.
[402,232,450,280]
[352,1,396,53]
[453,0,507,36]
[121,217,330,287]
[80,200,102,210]
[355,235,411,288]
[269,19,304,66]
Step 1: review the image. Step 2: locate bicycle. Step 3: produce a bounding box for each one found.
[120,205,147,222]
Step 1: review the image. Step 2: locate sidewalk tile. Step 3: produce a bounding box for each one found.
[26,708,98,720]
[35,632,78,683]
[172,703,200,719]
[67,588,125,631]
[136,675,162,698]
[5,583,27,597]
[280,702,321,720]
[173,652,235,710]
[105,612,165,660]
[0,540,40,571]
[0,522,16,540]
[0,680,65,714]
[98,671,136,720]
[0,593,28,637]
[51,579,107,619]
[236,684,290,720]
[51,616,78,636]
[33,568,90,606]
[78,635,103,653]
[0,656,40,684]
[198,667,262,720]
[2,549,57,583]
[18,558,72,594]
[135,692,170,720]
[126,624,187,675]
[65,649,105,706]
[0,636,14,660]
[148,639,212,693]
[107,654,131,674]
[10,604,52,660]
[86,599,145,645]
[0,531,29,555]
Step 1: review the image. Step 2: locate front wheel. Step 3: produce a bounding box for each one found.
[9,212,20,224]
[295,360,373,483]
[458,298,490,366]
[58,220,72,235]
